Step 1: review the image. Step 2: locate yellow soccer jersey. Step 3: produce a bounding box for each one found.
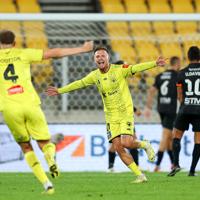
[58,61,156,122]
[0,48,43,108]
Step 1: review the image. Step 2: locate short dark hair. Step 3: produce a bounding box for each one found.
[0,30,15,44]
[170,56,180,66]
[94,46,109,54]
[114,60,124,65]
[187,46,200,61]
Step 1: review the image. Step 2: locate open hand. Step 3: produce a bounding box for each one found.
[82,41,94,52]
[156,56,168,67]
[45,86,59,96]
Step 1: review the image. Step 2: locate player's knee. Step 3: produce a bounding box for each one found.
[19,142,33,153]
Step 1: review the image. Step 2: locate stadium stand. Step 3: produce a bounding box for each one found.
[0,0,16,13]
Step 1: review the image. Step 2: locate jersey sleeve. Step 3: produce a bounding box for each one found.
[122,61,156,78]
[58,71,95,94]
[22,49,43,62]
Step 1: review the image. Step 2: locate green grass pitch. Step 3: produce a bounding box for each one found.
[0,172,199,200]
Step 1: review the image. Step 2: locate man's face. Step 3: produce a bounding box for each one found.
[94,50,109,70]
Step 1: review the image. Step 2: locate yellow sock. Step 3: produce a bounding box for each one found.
[139,141,147,149]
[25,151,49,184]
[42,143,56,167]
[128,162,142,176]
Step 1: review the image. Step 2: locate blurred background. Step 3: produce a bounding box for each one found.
[0,0,199,124]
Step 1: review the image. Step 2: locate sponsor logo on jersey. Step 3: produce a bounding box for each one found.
[7,85,24,95]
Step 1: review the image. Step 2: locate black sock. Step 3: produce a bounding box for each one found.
[172,138,181,167]
[189,144,200,173]
[156,151,164,166]
[167,150,174,164]
[108,151,116,169]
[129,149,139,165]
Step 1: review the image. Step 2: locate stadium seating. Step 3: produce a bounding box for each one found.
[16,0,41,13]
[124,0,148,13]
[100,0,125,13]
[130,22,153,36]
[171,0,194,13]
[153,22,175,35]
[148,0,171,13]
[195,0,200,12]
[175,21,198,34]
[0,0,16,13]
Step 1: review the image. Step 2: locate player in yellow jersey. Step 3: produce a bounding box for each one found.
[46,46,166,183]
[0,30,93,194]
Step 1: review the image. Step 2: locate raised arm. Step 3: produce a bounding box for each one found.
[46,71,95,96]
[43,41,94,59]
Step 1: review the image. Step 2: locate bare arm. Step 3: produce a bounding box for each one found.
[177,85,183,103]
[43,41,94,59]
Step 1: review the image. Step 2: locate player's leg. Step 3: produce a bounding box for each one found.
[2,106,53,194]
[19,142,54,194]
[129,133,139,165]
[26,105,59,178]
[121,135,155,162]
[120,120,155,162]
[167,128,184,176]
[108,143,116,172]
[112,137,147,183]
[188,116,200,176]
[168,113,188,176]
[155,128,172,172]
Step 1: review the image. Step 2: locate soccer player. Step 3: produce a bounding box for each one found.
[168,46,200,177]
[108,106,140,172]
[0,30,93,194]
[144,56,181,172]
[46,46,166,183]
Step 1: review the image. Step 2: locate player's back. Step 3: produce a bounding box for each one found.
[154,69,178,114]
[0,48,42,108]
[178,63,200,114]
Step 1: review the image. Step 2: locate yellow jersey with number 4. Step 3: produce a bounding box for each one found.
[0,48,43,108]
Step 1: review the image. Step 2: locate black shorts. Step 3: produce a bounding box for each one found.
[159,112,176,130]
[174,113,200,132]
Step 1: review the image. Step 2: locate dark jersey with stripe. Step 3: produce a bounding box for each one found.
[177,63,200,114]
[154,69,178,114]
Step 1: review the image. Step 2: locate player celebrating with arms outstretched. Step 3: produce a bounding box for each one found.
[0,30,93,194]
[46,46,167,183]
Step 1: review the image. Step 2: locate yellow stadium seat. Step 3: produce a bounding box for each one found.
[135,41,160,62]
[175,22,197,34]
[130,22,153,36]
[172,0,194,13]
[153,22,175,35]
[106,22,130,37]
[124,0,148,13]
[16,0,41,13]
[0,0,16,13]
[148,0,171,13]
[159,42,183,59]
[100,0,125,13]
[195,0,200,12]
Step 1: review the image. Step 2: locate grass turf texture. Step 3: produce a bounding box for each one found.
[0,172,199,200]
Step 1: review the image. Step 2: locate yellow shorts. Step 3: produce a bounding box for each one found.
[106,118,134,142]
[2,103,50,142]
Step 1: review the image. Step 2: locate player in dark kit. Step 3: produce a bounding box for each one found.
[168,46,200,177]
[145,56,181,171]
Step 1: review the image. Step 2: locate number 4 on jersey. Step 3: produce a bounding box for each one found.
[3,64,19,83]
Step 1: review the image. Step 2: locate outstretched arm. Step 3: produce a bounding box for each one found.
[131,57,167,74]
[43,41,94,59]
